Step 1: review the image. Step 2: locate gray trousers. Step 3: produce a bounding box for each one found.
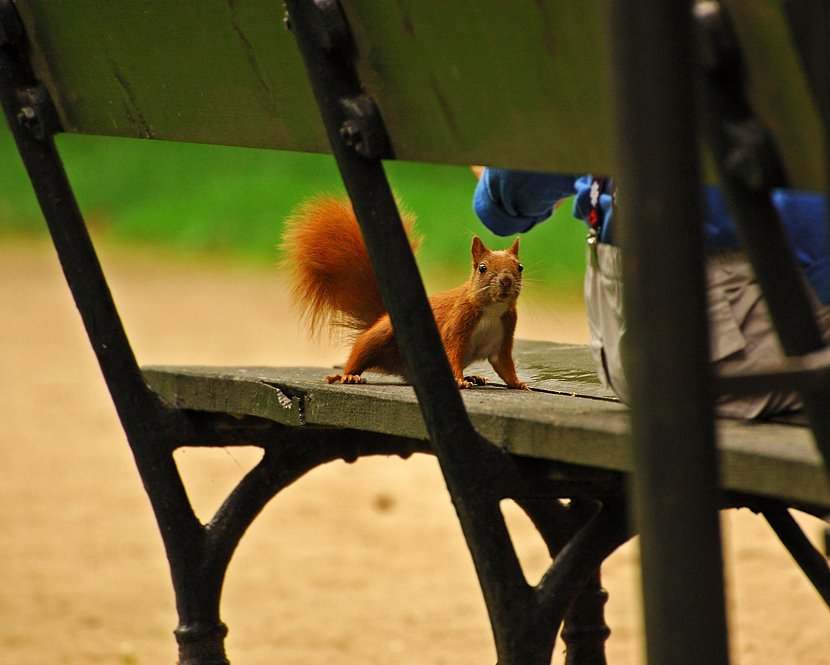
[584,243,830,419]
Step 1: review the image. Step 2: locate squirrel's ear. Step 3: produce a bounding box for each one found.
[508,237,520,256]
[471,236,488,264]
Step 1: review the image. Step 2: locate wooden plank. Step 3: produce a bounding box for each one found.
[143,366,305,427]
[14,0,825,187]
[142,342,830,509]
[14,0,610,173]
[467,340,617,400]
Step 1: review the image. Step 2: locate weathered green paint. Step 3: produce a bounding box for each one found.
[16,1,328,152]
[144,367,305,427]
[468,340,616,400]
[14,0,612,170]
[142,341,830,509]
[338,0,614,173]
[14,0,825,186]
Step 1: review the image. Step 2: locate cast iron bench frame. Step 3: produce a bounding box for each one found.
[2,1,829,664]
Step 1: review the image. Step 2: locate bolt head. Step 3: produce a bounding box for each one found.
[16,105,35,124]
[16,105,46,140]
[339,120,361,145]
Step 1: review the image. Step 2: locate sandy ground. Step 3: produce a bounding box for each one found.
[2,239,829,665]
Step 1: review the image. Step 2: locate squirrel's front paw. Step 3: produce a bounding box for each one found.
[511,381,530,391]
[464,374,489,386]
[456,377,475,389]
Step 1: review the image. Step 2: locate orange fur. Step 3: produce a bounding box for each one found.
[281,196,528,390]
[281,195,420,337]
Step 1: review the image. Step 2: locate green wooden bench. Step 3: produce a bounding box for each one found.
[2,1,829,664]
[142,341,830,512]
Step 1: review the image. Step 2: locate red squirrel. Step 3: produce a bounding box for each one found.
[281,195,529,390]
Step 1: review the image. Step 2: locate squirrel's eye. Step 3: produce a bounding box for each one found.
[478,263,487,273]
[518,263,524,273]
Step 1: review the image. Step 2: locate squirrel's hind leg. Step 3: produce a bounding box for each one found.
[324,335,378,385]
[325,372,366,385]
[327,319,401,386]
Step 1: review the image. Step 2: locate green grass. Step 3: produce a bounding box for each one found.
[0,127,586,293]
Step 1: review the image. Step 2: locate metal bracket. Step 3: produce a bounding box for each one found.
[14,84,60,140]
[338,94,389,159]
[0,1,61,141]
[283,0,392,160]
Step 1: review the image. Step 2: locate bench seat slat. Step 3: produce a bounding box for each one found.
[142,342,830,511]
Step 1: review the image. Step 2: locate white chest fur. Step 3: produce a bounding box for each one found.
[464,302,509,366]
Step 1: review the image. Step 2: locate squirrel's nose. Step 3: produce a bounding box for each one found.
[499,274,514,288]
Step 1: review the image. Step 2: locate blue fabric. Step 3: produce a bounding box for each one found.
[473,168,829,304]
[572,175,615,243]
[473,169,576,234]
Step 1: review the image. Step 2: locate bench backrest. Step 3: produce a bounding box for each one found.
[13,0,825,187]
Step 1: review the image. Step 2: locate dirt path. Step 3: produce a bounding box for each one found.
[2,240,828,664]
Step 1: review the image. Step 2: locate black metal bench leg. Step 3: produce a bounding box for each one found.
[561,571,611,665]
[513,495,629,665]
[163,426,338,665]
[165,423,432,665]
[762,504,830,609]
[0,11,229,663]
[516,497,611,665]
[282,4,545,663]
[175,622,230,665]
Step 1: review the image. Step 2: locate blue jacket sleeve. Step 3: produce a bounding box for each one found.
[473,168,576,236]
[772,188,828,304]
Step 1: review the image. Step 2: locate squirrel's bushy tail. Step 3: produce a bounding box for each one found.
[281,195,420,337]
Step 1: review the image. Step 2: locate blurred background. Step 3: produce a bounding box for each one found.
[0,123,587,297]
